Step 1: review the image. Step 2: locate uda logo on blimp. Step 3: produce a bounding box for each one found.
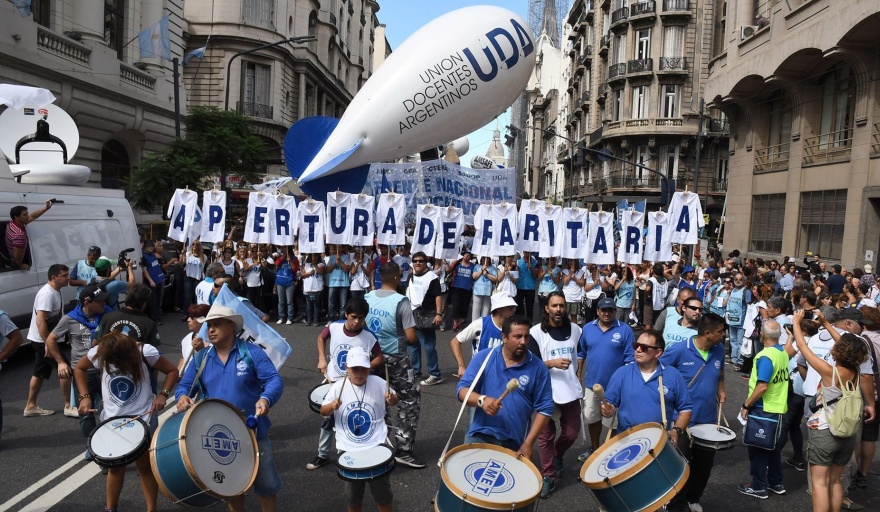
[202,424,242,465]
[465,459,516,496]
[463,19,534,83]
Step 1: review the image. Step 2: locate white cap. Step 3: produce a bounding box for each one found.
[490,292,517,312]
[865,264,873,274]
[346,346,371,369]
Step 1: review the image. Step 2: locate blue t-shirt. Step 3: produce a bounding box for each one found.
[605,362,693,431]
[663,319,697,349]
[71,260,98,297]
[142,252,165,285]
[457,345,554,445]
[327,254,351,288]
[577,320,635,388]
[104,279,128,310]
[660,337,725,424]
[452,262,476,290]
[516,257,537,290]
[537,266,561,294]
[473,264,496,296]
[616,280,635,308]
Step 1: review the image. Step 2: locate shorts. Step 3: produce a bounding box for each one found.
[566,302,581,317]
[806,427,858,466]
[582,387,617,429]
[32,343,71,380]
[343,469,393,505]
[253,437,282,496]
[861,415,879,442]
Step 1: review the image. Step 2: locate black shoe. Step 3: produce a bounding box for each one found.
[306,456,329,470]
[394,450,426,468]
[785,457,806,472]
[540,477,556,499]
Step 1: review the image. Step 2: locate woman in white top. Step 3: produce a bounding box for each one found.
[561,259,586,325]
[74,332,179,512]
[582,264,603,323]
[349,248,373,301]
[494,255,519,299]
[181,241,206,320]
[242,247,265,310]
[217,246,238,279]
[302,253,326,326]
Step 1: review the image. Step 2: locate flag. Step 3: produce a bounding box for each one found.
[13,0,31,17]
[138,16,171,60]
[182,46,205,66]
[252,176,293,192]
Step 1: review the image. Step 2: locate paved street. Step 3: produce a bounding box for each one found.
[1,318,878,511]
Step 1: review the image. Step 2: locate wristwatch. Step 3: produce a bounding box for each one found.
[672,426,685,436]
[160,390,171,398]
[477,395,487,407]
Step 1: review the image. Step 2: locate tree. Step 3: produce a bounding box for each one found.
[129,106,266,212]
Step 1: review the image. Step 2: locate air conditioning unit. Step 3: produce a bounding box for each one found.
[740,25,758,40]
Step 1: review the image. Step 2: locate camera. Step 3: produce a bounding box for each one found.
[118,248,136,269]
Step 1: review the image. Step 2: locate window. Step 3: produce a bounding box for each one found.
[634,146,650,182]
[716,148,729,184]
[30,0,50,28]
[799,189,846,260]
[661,84,680,117]
[243,0,274,29]
[241,62,271,118]
[818,65,855,149]
[104,1,124,60]
[636,29,651,60]
[663,25,684,58]
[579,168,585,186]
[612,89,623,121]
[767,90,792,161]
[659,145,679,178]
[750,194,786,254]
[613,34,626,64]
[631,85,649,118]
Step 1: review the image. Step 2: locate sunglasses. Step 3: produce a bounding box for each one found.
[412,259,426,264]
[684,305,702,311]
[633,341,660,352]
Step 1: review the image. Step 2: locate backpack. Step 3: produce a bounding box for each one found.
[823,366,862,438]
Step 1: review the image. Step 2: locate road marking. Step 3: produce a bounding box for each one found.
[1,404,179,512]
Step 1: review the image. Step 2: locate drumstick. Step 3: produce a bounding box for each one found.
[592,384,606,406]
[113,410,149,430]
[717,401,723,427]
[384,364,390,394]
[497,378,520,403]
[337,374,349,407]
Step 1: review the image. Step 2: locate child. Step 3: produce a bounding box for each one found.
[75,332,179,512]
[321,347,398,512]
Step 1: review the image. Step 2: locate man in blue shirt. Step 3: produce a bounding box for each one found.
[176,305,284,512]
[141,240,166,324]
[577,297,635,454]
[660,313,728,512]
[456,316,554,459]
[516,251,539,321]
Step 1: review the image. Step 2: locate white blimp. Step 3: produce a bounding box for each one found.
[288,5,535,191]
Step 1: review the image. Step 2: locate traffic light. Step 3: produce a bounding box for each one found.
[504,125,520,148]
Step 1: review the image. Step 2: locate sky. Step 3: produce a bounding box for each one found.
[376,1,533,164]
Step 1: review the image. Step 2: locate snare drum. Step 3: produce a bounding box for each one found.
[309,382,333,414]
[336,445,395,481]
[151,399,258,507]
[689,423,737,451]
[436,443,542,512]
[580,423,689,512]
[89,416,151,468]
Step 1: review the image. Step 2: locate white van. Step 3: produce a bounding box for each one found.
[0,160,141,337]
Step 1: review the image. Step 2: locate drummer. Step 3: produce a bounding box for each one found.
[601,329,692,446]
[309,298,383,471]
[660,312,728,512]
[74,332,179,512]
[321,346,398,512]
[456,316,554,460]
[176,305,284,512]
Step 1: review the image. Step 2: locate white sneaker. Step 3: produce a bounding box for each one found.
[285,319,292,325]
[276,319,283,324]
[688,503,704,512]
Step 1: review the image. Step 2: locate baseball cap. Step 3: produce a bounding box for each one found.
[346,346,371,369]
[840,307,873,326]
[94,257,113,273]
[597,297,616,310]
[490,292,517,312]
[682,266,694,273]
[81,284,109,303]
[865,264,873,274]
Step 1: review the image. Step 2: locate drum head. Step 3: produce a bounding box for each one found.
[310,383,333,406]
[441,444,541,506]
[338,445,394,470]
[690,424,737,442]
[90,416,148,460]
[581,423,665,485]
[181,400,258,497]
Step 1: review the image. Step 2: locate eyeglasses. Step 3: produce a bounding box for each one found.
[684,305,702,311]
[633,342,660,352]
[412,260,426,264]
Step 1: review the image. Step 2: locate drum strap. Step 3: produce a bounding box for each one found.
[437,348,495,467]
[686,362,707,389]
[188,345,212,399]
[658,374,668,430]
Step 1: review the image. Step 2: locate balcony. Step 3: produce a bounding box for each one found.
[661,0,690,15]
[37,26,91,66]
[655,118,684,127]
[630,1,656,19]
[558,143,569,163]
[608,63,627,80]
[708,118,730,134]
[658,56,687,72]
[580,91,591,109]
[625,119,651,128]
[754,143,790,173]
[611,7,629,27]
[627,58,653,74]
[236,101,273,119]
[803,130,853,166]
[589,126,604,146]
[329,12,337,26]
[606,173,661,190]
[676,169,728,193]
[872,122,880,157]
[120,63,156,92]
[581,50,592,65]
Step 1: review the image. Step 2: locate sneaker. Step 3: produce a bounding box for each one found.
[420,375,444,386]
[852,471,867,489]
[23,406,55,417]
[688,503,703,512]
[394,450,427,469]
[577,448,594,462]
[768,484,786,495]
[842,499,865,511]
[540,477,556,499]
[302,318,309,324]
[737,483,768,499]
[276,319,284,325]
[286,319,292,325]
[786,457,806,472]
[63,406,79,418]
[305,456,329,470]
[554,456,564,479]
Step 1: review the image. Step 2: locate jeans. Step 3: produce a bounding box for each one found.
[515,289,535,322]
[182,276,199,313]
[253,437,282,496]
[537,400,581,479]
[276,284,294,320]
[408,328,440,378]
[78,371,102,439]
[780,391,806,462]
[318,416,334,459]
[471,294,491,322]
[146,283,164,321]
[328,286,349,321]
[729,326,745,364]
[306,292,320,324]
[747,442,784,491]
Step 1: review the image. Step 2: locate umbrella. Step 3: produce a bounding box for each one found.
[0,84,56,110]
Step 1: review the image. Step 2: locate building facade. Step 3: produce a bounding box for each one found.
[0,0,186,191]
[556,0,728,227]
[705,0,880,266]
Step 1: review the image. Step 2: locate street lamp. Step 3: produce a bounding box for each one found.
[224,36,317,111]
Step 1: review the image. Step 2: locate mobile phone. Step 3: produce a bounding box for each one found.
[49,198,57,204]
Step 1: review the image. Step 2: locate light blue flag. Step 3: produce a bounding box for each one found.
[13,0,31,17]
[183,46,205,66]
[198,284,292,369]
[138,16,171,60]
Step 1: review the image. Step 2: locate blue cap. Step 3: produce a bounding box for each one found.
[683,266,695,273]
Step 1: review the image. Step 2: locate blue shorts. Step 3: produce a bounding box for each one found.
[253,437,281,496]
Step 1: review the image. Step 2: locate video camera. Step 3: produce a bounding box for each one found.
[118,248,136,269]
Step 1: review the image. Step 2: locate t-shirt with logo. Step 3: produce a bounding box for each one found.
[322,374,390,452]
[319,322,380,382]
[88,343,160,423]
[577,319,636,388]
[660,337,725,424]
